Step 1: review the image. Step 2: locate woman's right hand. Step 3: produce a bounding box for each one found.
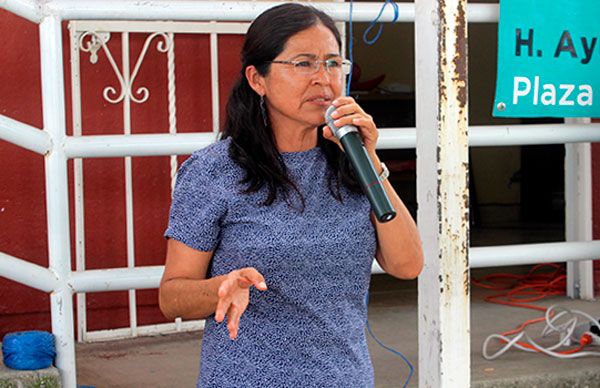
[215,267,267,340]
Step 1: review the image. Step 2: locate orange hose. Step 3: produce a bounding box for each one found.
[473,264,589,355]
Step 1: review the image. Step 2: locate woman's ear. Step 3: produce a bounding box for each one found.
[245,65,266,96]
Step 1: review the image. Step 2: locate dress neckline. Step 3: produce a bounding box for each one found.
[280,146,320,159]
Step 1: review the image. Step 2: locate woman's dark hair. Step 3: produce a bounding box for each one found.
[221,3,360,208]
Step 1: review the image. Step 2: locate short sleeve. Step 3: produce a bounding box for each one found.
[164,155,227,252]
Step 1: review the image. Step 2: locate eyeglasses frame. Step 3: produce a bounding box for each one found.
[268,58,352,76]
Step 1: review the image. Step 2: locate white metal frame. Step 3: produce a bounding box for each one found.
[0,1,598,387]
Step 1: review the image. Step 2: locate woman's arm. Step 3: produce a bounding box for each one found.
[323,96,424,280]
[159,239,224,320]
[368,153,424,279]
[159,239,267,339]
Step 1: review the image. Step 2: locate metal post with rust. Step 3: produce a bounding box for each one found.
[415,0,470,386]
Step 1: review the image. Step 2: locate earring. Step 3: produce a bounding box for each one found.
[260,95,268,127]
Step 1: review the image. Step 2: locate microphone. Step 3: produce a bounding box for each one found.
[325,105,396,223]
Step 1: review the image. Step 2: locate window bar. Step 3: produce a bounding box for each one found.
[167,32,178,192]
[210,22,220,134]
[166,31,183,332]
[122,31,139,337]
[565,117,594,300]
[40,15,76,388]
[69,24,88,343]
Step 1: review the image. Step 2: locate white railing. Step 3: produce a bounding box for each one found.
[0,1,597,387]
[61,123,600,158]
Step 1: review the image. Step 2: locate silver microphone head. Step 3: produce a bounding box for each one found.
[325,105,339,132]
[324,104,358,140]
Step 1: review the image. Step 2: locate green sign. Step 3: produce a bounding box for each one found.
[493,0,599,118]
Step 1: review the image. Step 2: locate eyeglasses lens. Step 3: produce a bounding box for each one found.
[294,60,350,76]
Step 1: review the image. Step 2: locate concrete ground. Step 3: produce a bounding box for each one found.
[75,268,600,388]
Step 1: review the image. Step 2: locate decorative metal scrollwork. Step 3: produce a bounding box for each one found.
[78,31,172,104]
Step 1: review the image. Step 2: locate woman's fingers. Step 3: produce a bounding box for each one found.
[331,96,359,108]
[323,125,334,139]
[215,267,268,337]
[237,267,268,291]
[323,126,343,149]
[352,117,378,136]
[217,294,245,339]
[332,113,371,130]
[214,291,231,323]
[332,114,377,142]
[215,276,237,322]
[327,97,378,152]
[329,102,367,119]
[328,101,374,133]
[227,304,243,340]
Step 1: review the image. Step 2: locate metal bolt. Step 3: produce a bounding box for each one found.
[497,102,506,111]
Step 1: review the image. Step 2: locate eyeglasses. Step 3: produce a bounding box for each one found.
[268,58,352,76]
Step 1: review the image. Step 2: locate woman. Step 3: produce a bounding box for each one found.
[159,3,423,387]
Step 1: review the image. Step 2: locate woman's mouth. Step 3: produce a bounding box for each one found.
[306,96,332,106]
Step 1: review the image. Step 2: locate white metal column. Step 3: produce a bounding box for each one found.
[565,118,595,300]
[69,25,89,343]
[416,0,470,386]
[210,22,220,133]
[121,31,140,337]
[40,15,77,388]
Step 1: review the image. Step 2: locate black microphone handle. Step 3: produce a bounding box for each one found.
[339,131,397,223]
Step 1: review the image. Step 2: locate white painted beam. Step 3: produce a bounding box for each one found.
[63,132,216,158]
[40,15,76,388]
[565,118,595,300]
[377,124,600,150]
[0,0,41,23]
[42,1,501,24]
[44,1,414,22]
[70,20,249,34]
[467,3,499,23]
[0,114,52,154]
[468,124,600,147]
[1,1,501,24]
[60,124,600,159]
[69,266,164,293]
[416,0,470,386]
[471,241,600,269]
[84,320,204,342]
[0,252,59,292]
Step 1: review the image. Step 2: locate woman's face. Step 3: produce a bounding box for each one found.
[252,23,344,132]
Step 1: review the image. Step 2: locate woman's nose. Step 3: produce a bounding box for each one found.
[311,64,331,84]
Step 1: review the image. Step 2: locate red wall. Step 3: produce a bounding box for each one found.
[0,10,243,338]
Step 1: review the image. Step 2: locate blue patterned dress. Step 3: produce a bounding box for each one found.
[165,138,377,387]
